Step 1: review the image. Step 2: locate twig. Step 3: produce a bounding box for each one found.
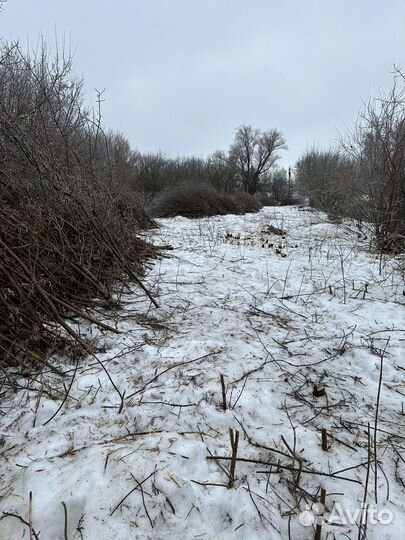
[235,418,291,459]
[132,474,154,528]
[230,375,249,409]
[110,470,156,516]
[126,350,220,399]
[228,428,240,488]
[321,429,328,451]
[358,423,372,540]
[207,456,362,483]
[374,338,389,503]
[62,501,68,540]
[220,374,227,411]
[314,487,326,540]
[0,512,40,540]
[29,491,33,540]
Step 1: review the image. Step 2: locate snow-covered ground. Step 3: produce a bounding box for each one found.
[1,206,404,540]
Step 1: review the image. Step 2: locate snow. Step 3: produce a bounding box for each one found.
[1,206,404,539]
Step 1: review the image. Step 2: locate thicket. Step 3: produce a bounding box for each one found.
[295,73,405,252]
[0,43,159,379]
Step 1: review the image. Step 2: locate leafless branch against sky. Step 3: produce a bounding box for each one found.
[1,0,404,166]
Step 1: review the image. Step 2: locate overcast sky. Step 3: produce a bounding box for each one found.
[1,0,404,167]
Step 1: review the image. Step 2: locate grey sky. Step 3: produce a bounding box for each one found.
[1,0,404,167]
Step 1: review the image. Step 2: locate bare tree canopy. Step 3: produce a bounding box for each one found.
[341,73,405,247]
[230,125,287,194]
[296,71,405,252]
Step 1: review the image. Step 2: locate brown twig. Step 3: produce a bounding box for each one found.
[62,501,68,540]
[220,374,227,411]
[314,487,326,540]
[29,491,33,540]
[0,512,40,540]
[207,456,362,483]
[228,428,240,488]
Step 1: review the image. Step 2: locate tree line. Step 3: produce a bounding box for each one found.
[108,125,294,207]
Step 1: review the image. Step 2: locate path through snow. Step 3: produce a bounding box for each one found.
[1,207,404,539]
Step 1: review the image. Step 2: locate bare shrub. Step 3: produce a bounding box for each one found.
[296,73,405,253]
[232,192,263,213]
[217,193,242,215]
[148,183,264,219]
[295,148,355,215]
[0,42,158,374]
[206,150,237,193]
[341,74,405,251]
[149,183,236,218]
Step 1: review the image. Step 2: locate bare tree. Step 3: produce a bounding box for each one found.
[341,74,405,250]
[295,148,355,215]
[206,150,236,193]
[105,130,140,189]
[136,151,170,195]
[270,167,292,204]
[229,125,287,194]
